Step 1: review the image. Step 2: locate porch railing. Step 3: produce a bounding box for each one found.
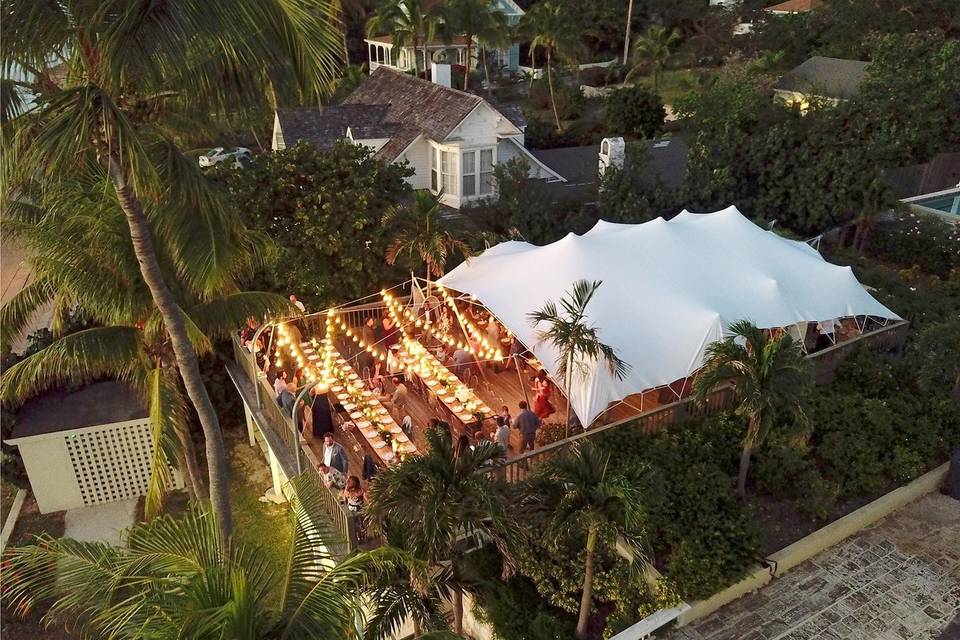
[232,334,363,553]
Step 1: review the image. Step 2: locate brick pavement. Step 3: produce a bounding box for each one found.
[667,492,960,640]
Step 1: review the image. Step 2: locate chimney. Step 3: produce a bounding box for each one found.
[598,137,626,182]
[431,61,451,88]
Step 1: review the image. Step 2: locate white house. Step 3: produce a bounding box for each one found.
[272,66,564,209]
[365,0,524,75]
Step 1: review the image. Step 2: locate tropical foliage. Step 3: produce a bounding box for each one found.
[209,140,413,308]
[367,0,437,76]
[604,85,665,139]
[520,1,585,130]
[625,25,682,90]
[0,179,292,516]
[383,190,473,286]
[521,441,652,639]
[2,0,344,538]
[528,279,629,431]
[1,474,420,640]
[434,0,505,90]
[693,320,810,498]
[365,427,517,636]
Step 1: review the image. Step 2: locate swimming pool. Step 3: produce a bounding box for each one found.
[903,188,960,219]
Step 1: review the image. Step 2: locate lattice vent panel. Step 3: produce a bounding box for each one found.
[65,420,179,506]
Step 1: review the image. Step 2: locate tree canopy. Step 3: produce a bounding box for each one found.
[209,140,413,308]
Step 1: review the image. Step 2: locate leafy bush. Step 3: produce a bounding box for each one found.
[528,79,585,120]
[796,469,841,522]
[536,422,567,447]
[754,441,814,498]
[869,210,960,278]
[598,143,683,225]
[466,546,577,640]
[605,86,665,140]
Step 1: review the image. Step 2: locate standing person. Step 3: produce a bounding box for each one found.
[322,432,349,475]
[279,382,296,415]
[498,404,512,427]
[494,415,511,453]
[341,475,366,511]
[311,385,334,439]
[317,462,346,490]
[513,401,541,454]
[360,316,378,377]
[532,370,555,420]
[451,345,473,378]
[382,315,399,348]
[273,370,288,398]
[289,294,306,313]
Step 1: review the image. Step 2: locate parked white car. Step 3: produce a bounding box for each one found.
[198,146,252,168]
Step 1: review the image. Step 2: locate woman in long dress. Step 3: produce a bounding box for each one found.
[532,370,555,420]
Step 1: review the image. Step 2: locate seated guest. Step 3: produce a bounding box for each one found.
[317,462,346,490]
[451,346,473,378]
[493,415,511,453]
[391,376,409,411]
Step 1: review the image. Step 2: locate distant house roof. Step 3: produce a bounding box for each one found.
[8,381,146,441]
[279,67,524,162]
[765,0,821,13]
[531,138,689,188]
[773,56,870,100]
[883,152,960,200]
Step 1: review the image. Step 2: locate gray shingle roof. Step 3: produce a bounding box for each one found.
[773,56,870,100]
[344,67,483,160]
[277,68,523,162]
[277,105,390,149]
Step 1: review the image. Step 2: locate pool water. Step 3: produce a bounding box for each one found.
[913,192,960,216]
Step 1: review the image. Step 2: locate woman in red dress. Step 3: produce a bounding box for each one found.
[532,370,555,420]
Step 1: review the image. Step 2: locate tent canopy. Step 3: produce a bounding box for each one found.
[438,206,901,426]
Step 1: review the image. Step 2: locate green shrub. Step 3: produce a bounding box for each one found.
[528,79,585,120]
[869,209,960,278]
[754,441,814,498]
[605,86,666,139]
[466,546,577,640]
[797,469,841,522]
[811,393,891,496]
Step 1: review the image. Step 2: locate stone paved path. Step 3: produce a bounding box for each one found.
[667,493,960,640]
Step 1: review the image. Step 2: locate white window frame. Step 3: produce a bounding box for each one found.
[430,142,459,197]
[459,146,496,201]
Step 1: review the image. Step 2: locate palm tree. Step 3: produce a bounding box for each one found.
[367,0,437,78]
[520,1,584,131]
[3,0,344,540]
[0,179,293,516]
[1,474,413,639]
[523,441,652,640]
[528,279,630,435]
[383,190,472,290]
[475,12,513,93]
[434,0,500,91]
[693,320,811,499]
[625,25,683,91]
[365,428,518,636]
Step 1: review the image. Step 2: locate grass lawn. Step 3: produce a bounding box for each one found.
[634,68,714,106]
[224,426,294,603]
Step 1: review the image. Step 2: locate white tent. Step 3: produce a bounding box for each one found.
[438,206,901,426]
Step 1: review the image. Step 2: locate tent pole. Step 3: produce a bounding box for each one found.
[514,355,530,408]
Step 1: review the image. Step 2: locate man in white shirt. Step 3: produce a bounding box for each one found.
[391,376,409,411]
[289,294,306,313]
[323,432,348,474]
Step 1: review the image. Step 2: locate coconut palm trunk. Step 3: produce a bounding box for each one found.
[575,526,598,640]
[105,157,232,537]
[176,419,208,502]
[564,351,573,437]
[464,36,473,89]
[481,46,492,93]
[546,47,562,131]
[623,0,634,65]
[737,415,760,498]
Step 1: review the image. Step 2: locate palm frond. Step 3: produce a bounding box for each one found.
[0,279,55,350]
[0,326,142,406]
[143,364,187,520]
[187,292,296,342]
